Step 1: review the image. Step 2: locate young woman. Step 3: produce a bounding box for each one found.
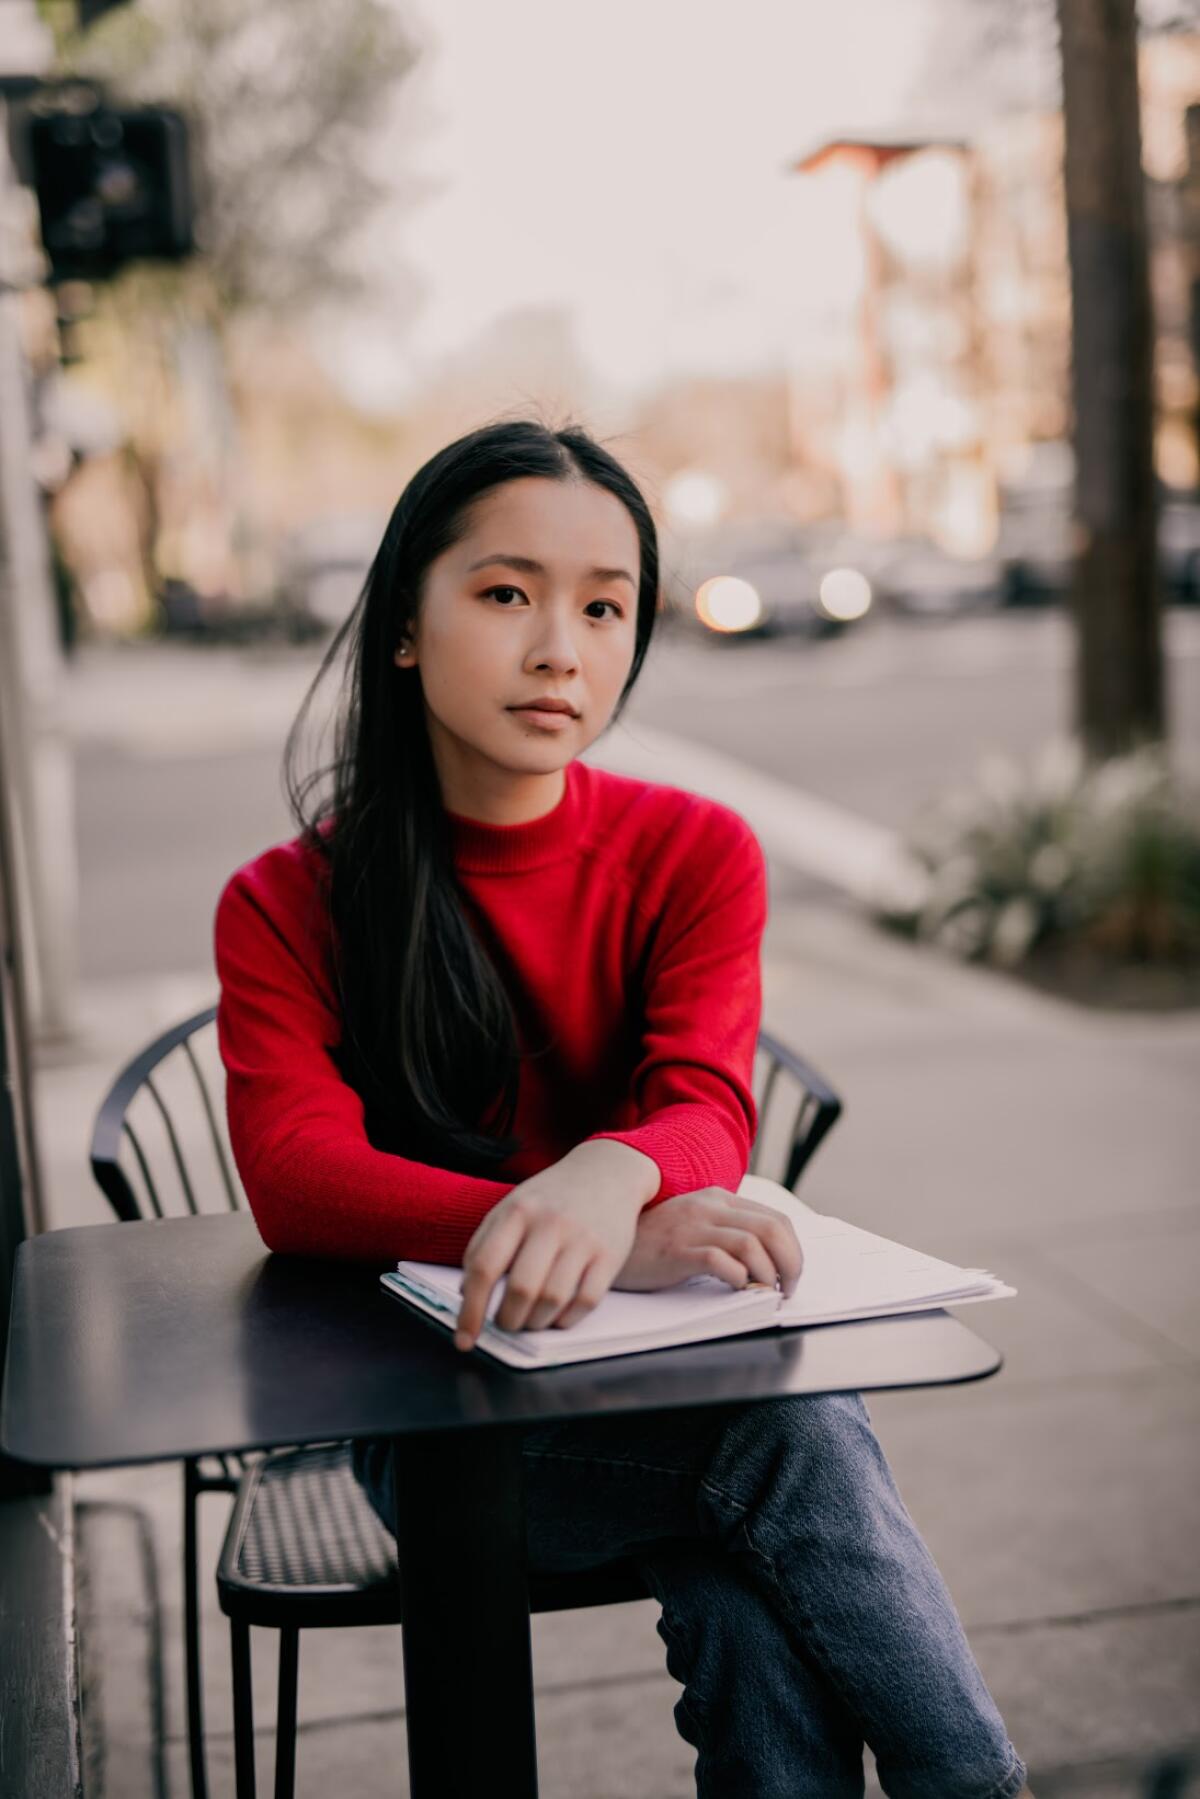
[214,417,1032,1799]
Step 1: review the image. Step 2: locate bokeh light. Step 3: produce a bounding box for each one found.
[695,575,764,634]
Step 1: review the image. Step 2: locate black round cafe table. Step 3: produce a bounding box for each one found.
[1,1211,1002,1797]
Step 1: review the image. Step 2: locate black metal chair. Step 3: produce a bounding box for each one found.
[90,1004,843,1799]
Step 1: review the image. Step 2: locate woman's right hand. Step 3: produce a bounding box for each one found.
[609,1188,804,1299]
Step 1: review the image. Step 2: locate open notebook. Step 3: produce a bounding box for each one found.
[379,1175,1017,1369]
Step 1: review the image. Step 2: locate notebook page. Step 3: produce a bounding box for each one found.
[775,1216,1000,1322]
[392,1260,779,1356]
[735,1178,1009,1316]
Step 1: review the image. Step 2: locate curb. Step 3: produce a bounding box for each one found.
[585,721,925,909]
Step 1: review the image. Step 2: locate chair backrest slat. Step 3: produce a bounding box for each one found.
[182,1035,240,1212]
[748,1056,784,1177]
[121,1118,165,1219]
[144,1072,202,1216]
[91,1004,245,1223]
[752,1029,843,1193]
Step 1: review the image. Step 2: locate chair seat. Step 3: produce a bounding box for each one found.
[217,1442,651,1631]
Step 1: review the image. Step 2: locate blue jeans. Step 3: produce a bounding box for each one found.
[352,1392,1027,1799]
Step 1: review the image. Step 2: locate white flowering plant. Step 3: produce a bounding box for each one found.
[872,737,1200,971]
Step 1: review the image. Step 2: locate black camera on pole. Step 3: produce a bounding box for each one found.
[27,90,194,280]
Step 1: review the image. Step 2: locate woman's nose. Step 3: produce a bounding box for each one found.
[525,610,580,672]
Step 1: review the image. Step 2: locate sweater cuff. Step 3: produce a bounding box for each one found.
[586,1110,746,1210]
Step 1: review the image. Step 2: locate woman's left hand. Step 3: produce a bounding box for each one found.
[454,1140,659,1349]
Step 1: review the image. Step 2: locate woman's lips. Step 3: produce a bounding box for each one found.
[508,706,576,730]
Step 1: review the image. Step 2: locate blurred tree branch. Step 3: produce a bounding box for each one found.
[30,0,426,615]
[37,0,423,316]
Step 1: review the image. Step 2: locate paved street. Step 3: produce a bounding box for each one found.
[63,607,1200,981]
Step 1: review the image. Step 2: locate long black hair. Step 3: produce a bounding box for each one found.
[284,416,662,1175]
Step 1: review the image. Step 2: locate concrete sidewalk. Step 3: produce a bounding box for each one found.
[34,888,1200,1799]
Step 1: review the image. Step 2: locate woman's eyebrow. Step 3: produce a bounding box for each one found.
[466,553,636,590]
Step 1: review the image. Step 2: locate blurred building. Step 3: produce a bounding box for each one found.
[784,136,986,551]
[784,32,1200,548]
[630,371,793,525]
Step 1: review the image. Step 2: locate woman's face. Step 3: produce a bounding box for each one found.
[396,476,642,819]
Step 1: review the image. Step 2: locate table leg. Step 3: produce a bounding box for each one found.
[390,1426,538,1798]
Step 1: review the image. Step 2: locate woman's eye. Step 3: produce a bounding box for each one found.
[483,587,622,620]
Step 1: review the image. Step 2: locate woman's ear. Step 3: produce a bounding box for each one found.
[394,637,415,667]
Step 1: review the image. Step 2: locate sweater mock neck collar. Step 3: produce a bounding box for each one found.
[446,758,586,874]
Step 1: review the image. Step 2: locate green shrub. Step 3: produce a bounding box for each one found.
[872,737,1200,969]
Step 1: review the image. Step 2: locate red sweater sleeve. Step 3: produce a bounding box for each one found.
[214,848,513,1264]
[585,806,766,1204]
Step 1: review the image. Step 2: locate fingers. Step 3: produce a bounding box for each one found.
[522,1242,596,1330]
[493,1227,570,1334]
[706,1225,783,1291]
[460,1216,604,1346]
[741,1213,804,1296]
[710,1198,805,1297]
[690,1244,756,1290]
[456,1207,528,1349]
[553,1254,616,1329]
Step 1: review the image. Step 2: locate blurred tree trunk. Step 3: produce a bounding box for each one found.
[1056,0,1167,760]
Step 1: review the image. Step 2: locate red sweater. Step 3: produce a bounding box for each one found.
[214,756,768,1265]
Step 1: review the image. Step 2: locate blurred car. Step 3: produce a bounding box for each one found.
[1157,495,1200,602]
[997,487,1200,605]
[665,522,877,640]
[280,552,371,633]
[155,577,326,644]
[996,488,1074,604]
[871,536,1002,617]
[278,513,386,632]
[1000,492,1200,604]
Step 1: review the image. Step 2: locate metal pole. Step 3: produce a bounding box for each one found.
[0,63,51,1452]
[0,598,45,1233]
[0,94,79,1045]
